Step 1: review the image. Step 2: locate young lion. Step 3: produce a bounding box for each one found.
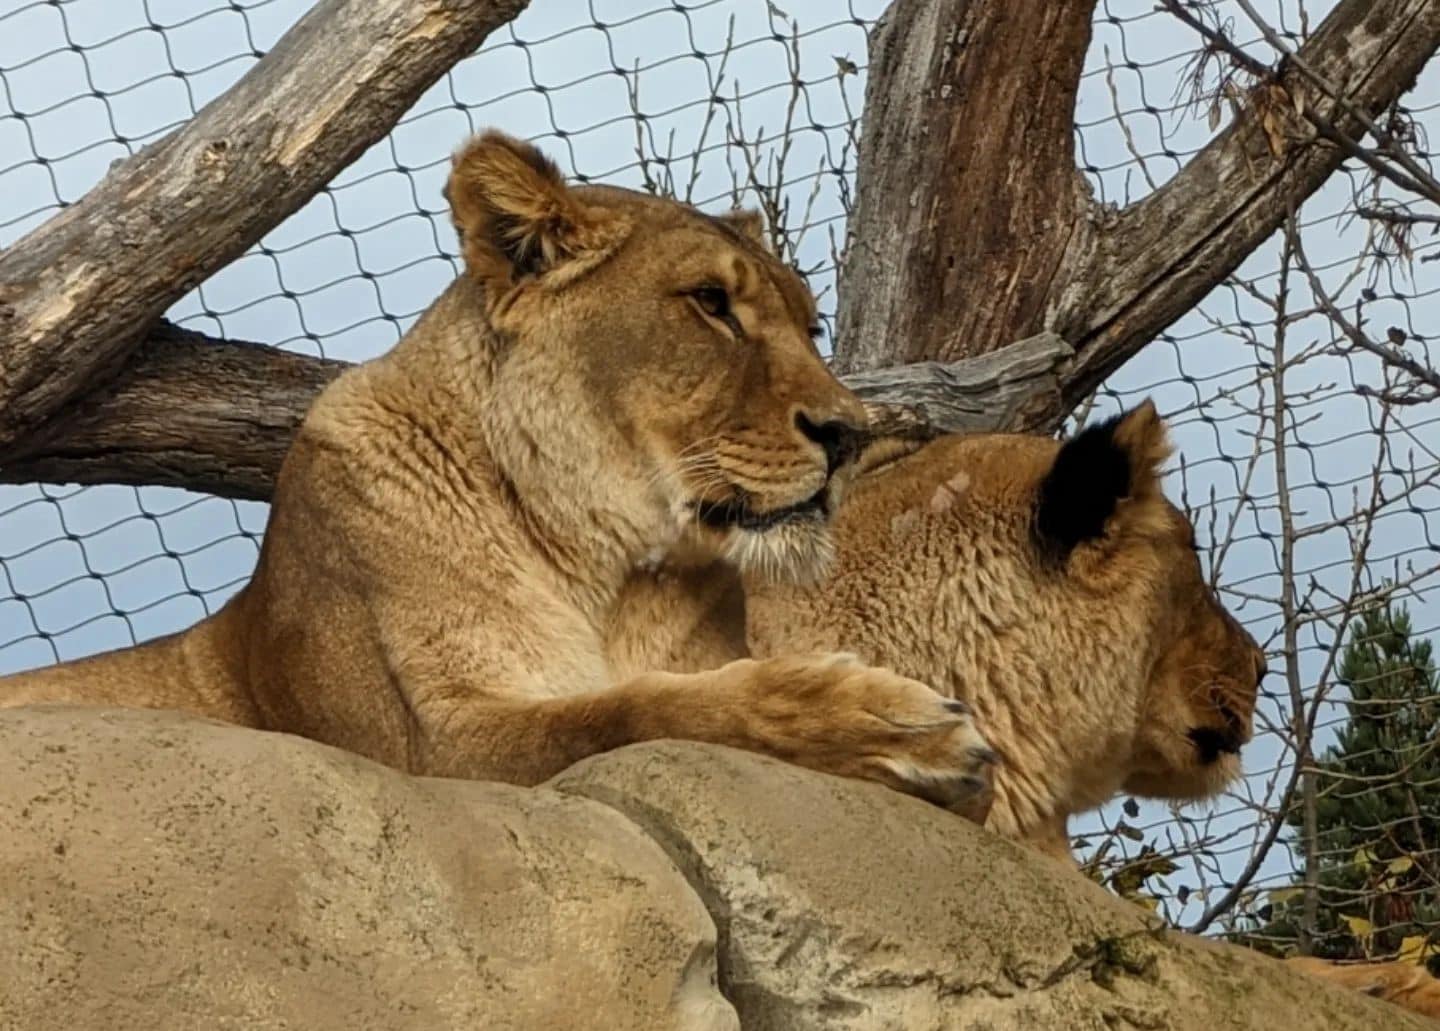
[614,405,1439,1023]
[609,403,1269,856]
[0,130,994,808]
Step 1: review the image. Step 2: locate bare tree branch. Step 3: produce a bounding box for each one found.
[0,325,345,499]
[1232,0,1440,205]
[0,0,528,454]
[0,331,1071,501]
[1062,0,1440,415]
[1161,0,1440,208]
[1291,236,1440,398]
[842,333,1074,435]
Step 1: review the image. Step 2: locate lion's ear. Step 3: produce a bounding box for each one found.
[714,208,771,251]
[446,130,630,288]
[1035,400,1172,558]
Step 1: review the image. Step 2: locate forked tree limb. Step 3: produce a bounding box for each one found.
[0,0,528,455]
[1,0,1437,498]
[1062,0,1440,412]
[835,0,1440,430]
[0,328,1071,501]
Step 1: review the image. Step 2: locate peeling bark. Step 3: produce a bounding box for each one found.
[0,331,1070,501]
[0,0,527,453]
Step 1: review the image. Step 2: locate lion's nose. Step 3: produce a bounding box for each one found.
[794,410,864,476]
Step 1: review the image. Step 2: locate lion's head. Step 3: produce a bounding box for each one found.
[1037,405,1266,804]
[743,401,1268,845]
[443,131,866,584]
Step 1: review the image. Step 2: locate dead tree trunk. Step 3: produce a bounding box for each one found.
[1,0,1438,498]
[837,0,1440,431]
[834,0,1095,372]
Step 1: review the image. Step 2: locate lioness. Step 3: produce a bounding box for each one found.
[615,405,1440,1024]
[610,401,1269,857]
[1285,956,1440,1020]
[0,130,994,808]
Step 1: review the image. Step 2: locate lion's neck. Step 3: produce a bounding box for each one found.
[385,278,680,625]
[744,517,1152,841]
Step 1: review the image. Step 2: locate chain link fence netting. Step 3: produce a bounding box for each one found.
[2,0,1437,968]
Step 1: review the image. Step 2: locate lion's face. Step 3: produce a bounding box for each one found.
[1027,403,1267,804]
[745,401,1267,841]
[1121,502,1266,800]
[445,131,866,584]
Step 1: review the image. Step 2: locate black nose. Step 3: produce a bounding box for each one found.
[1188,726,1242,764]
[795,411,862,476]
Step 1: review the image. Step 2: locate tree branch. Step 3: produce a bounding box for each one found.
[842,333,1074,435]
[1232,0,1440,206]
[0,325,345,500]
[1058,0,1440,415]
[0,330,1072,501]
[0,0,528,454]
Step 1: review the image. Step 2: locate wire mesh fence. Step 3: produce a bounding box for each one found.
[1,0,1437,969]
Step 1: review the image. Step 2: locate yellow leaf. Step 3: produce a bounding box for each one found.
[1132,895,1161,913]
[1388,856,1415,876]
[1342,914,1374,939]
[1262,117,1283,157]
[1352,847,1379,869]
[1399,936,1439,965]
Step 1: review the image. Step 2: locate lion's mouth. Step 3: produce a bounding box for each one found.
[694,487,829,532]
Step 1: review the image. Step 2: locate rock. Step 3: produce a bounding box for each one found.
[551,741,1431,1031]
[0,706,736,1031]
[0,707,1423,1030]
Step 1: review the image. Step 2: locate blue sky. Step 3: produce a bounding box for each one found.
[2,0,1438,932]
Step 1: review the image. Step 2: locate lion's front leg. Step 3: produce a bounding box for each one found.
[654,653,997,817]
[413,654,997,818]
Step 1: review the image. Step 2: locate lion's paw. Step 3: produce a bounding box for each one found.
[736,652,998,819]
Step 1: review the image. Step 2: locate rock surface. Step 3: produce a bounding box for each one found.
[0,706,735,1031]
[0,706,1427,1030]
[553,742,1431,1031]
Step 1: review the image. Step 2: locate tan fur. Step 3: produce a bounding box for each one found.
[611,406,1266,855]
[0,130,994,809]
[1286,957,1440,1021]
[613,410,1437,1023]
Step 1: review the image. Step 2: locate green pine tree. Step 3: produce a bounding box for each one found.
[1240,599,1440,970]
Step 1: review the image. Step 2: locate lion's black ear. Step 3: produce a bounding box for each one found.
[1035,400,1170,559]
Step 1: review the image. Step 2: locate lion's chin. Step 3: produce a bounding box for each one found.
[1123,752,1241,802]
[722,519,835,587]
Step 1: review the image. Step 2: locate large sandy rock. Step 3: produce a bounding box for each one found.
[0,706,736,1031]
[551,742,1431,1031]
[0,706,1424,1029]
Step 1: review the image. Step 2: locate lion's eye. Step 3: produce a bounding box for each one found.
[691,286,731,320]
